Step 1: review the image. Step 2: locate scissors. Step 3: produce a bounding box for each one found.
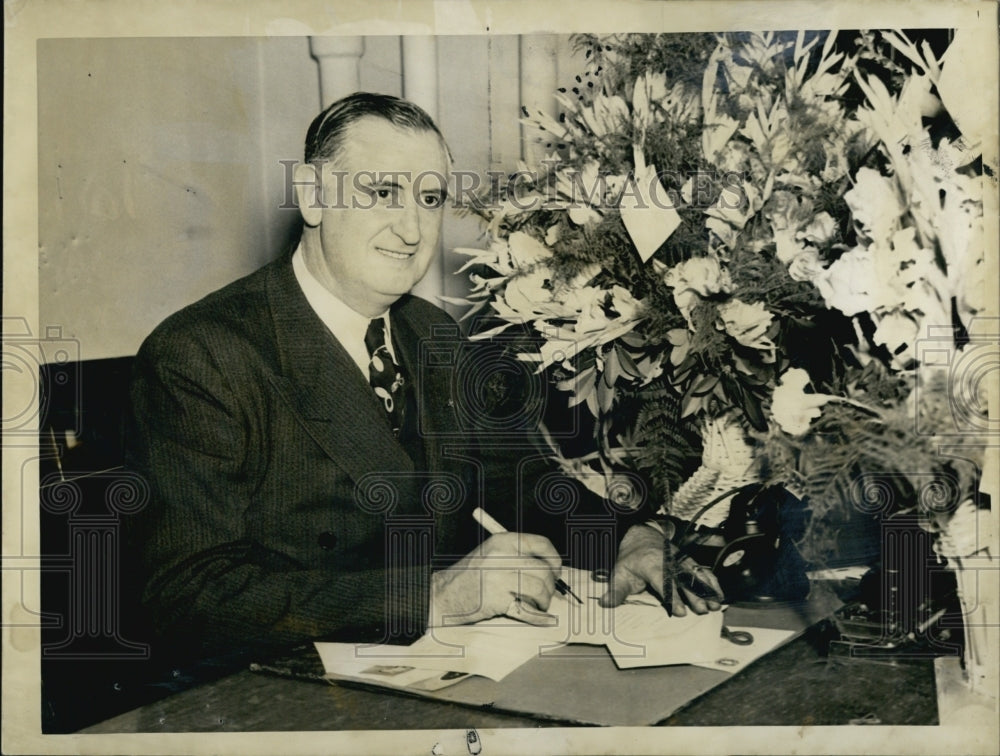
[721,626,754,645]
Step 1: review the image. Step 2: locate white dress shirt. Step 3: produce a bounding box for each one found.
[291,245,396,377]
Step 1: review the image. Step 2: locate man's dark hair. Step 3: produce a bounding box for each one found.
[304,91,445,164]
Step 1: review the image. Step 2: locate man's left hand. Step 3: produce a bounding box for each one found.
[599,523,724,616]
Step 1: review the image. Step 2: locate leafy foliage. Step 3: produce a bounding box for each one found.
[453,30,987,554]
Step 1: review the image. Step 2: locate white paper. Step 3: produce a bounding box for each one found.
[316,568,736,681]
[313,643,474,690]
[619,152,682,262]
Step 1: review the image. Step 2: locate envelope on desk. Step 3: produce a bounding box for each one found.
[312,644,477,691]
[325,626,548,682]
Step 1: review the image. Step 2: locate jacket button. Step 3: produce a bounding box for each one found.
[317,531,338,550]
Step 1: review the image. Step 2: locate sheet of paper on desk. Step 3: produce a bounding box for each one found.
[539,568,727,666]
[598,603,726,668]
[382,625,548,681]
[313,643,475,691]
[413,568,726,675]
[315,624,549,682]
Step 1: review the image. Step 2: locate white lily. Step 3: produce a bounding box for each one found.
[813,245,877,317]
[581,94,629,138]
[844,167,904,243]
[770,368,835,436]
[507,231,553,269]
[701,43,741,165]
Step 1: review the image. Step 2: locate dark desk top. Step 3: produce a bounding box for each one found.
[82,620,938,733]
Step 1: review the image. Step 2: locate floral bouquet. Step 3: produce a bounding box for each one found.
[449,31,992,587]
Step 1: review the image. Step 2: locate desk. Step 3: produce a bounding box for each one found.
[83,599,939,732]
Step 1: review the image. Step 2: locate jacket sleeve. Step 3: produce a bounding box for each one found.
[467,336,649,567]
[124,324,429,662]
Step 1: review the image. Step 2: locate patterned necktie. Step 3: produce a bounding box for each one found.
[364,317,405,435]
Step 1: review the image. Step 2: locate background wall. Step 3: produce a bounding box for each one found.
[37,35,584,360]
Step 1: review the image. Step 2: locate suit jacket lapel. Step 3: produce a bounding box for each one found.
[264,257,416,485]
[391,307,433,466]
[390,302,463,474]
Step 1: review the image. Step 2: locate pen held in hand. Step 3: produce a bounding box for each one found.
[661,535,675,618]
[471,507,583,605]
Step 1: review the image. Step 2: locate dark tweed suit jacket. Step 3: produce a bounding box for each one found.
[125,251,485,661]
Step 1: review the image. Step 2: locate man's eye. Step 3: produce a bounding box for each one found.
[376,188,392,200]
[421,193,444,208]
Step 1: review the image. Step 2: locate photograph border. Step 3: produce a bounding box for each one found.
[4,1,998,754]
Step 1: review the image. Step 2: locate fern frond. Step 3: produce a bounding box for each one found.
[626,382,702,507]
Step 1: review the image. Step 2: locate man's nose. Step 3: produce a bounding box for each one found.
[391,201,421,246]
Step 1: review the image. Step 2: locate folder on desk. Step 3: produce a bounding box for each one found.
[318,569,733,682]
[305,570,835,725]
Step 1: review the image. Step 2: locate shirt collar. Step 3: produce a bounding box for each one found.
[291,244,393,375]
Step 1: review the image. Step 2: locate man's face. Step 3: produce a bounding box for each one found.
[297,116,450,317]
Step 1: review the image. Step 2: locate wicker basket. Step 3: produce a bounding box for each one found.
[665,412,758,527]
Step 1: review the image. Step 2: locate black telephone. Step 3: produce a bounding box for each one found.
[676,484,810,603]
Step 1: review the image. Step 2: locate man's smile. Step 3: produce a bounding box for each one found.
[376,247,417,260]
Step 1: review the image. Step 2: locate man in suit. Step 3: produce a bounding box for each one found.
[127,92,719,667]
[126,93,566,665]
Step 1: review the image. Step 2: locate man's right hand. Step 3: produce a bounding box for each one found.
[429,533,562,627]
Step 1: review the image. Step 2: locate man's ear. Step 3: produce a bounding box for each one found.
[294,162,324,227]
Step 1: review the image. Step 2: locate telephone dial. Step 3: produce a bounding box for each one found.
[673,484,810,603]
